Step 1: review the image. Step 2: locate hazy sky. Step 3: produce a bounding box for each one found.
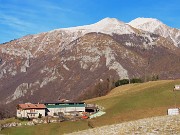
[0,0,180,43]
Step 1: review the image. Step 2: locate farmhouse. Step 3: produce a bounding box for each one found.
[17,102,86,118]
[16,103,46,118]
[44,102,86,116]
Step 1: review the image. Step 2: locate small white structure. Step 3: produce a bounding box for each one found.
[167,108,179,115]
[174,85,180,91]
[17,103,46,118]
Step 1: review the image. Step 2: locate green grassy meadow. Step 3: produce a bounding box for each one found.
[1,79,180,135]
[0,121,89,135]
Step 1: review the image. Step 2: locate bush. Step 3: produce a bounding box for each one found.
[38,113,42,118]
[53,113,58,116]
[115,79,129,87]
[115,78,143,87]
[130,78,143,83]
[18,117,29,121]
[151,75,159,81]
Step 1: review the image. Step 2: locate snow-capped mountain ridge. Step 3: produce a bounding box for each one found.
[128,17,163,28]
[0,17,180,116]
[46,17,180,47]
[59,17,136,35]
[128,17,180,47]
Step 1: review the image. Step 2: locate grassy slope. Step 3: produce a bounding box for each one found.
[1,79,180,135]
[87,80,180,126]
[0,121,89,135]
[0,118,20,125]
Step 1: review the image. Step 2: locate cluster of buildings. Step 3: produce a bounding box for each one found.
[16,101,97,119]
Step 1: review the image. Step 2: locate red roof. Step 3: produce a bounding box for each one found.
[17,103,46,109]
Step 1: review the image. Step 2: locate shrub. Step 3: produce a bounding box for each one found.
[38,113,42,118]
[115,79,129,87]
[130,78,143,83]
[151,75,159,81]
[18,117,29,121]
[115,78,143,87]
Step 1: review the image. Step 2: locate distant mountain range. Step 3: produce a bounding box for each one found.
[0,17,180,113]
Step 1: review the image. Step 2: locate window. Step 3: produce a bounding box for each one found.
[30,109,35,112]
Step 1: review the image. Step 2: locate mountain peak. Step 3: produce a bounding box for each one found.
[95,17,125,25]
[128,17,163,28]
[128,17,180,47]
[61,17,134,35]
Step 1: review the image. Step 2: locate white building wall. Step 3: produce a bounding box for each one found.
[65,107,85,112]
[17,109,22,117]
[47,108,65,116]
[47,107,85,116]
[17,109,45,118]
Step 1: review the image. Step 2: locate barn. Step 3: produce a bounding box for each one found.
[44,102,86,116]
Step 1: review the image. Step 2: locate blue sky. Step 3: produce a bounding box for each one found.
[0,0,180,44]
